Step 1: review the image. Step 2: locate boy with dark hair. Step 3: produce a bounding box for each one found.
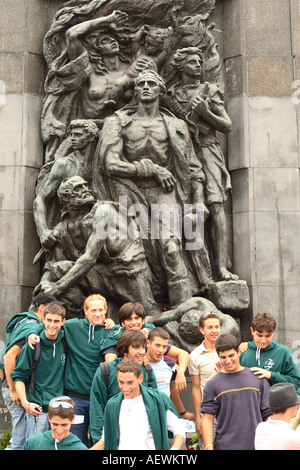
[28,293,115,447]
[102,302,191,394]
[89,329,157,444]
[0,292,60,450]
[23,396,88,450]
[11,302,67,439]
[201,334,272,450]
[146,327,194,421]
[91,358,186,450]
[239,312,300,392]
[100,301,155,357]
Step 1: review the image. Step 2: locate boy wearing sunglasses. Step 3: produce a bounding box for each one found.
[23,396,88,450]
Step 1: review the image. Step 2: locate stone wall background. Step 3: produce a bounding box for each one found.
[0,0,300,429]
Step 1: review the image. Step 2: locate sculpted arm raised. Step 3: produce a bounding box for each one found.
[33,160,66,249]
[65,10,128,61]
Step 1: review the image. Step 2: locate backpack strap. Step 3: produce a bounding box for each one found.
[28,342,41,393]
[99,361,110,387]
[144,363,153,387]
[27,339,68,393]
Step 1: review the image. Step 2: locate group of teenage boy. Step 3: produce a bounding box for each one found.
[1,290,300,450]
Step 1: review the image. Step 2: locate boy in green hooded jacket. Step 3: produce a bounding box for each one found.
[239,312,300,393]
[90,358,186,450]
[23,396,87,450]
[11,302,67,438]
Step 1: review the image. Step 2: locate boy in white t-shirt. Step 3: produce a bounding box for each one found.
[146,327,194,421]
[90,358,186,450]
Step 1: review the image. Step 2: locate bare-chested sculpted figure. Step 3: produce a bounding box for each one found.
[31,0,249,340]
[35,176,161,318]
[42,9,147,162]
[94,69,208,308]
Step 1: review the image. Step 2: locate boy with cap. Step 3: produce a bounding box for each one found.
[0,292,60,450]
[23,396,87,450]
[255,383,300,450]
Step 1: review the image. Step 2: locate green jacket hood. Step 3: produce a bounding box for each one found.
[32,430,87,450]
[5,312,39,334]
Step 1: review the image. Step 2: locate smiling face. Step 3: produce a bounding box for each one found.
[117,371,143,399]
[200,318,220,345]
[84,299,107,326]
[49,415,74,441]
[218,348,241,374]
[251,328,275,349]
[121,312,144,331]
[124,344,146,365]
[43,313,65,340]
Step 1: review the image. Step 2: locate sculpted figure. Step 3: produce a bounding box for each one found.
[167,47,238,281]
[42,10,134,162]
[35,176,161,319]
[94,69,209,308]
[33,120,99,251]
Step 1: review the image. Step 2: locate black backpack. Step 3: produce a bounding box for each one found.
[99,361,153,387]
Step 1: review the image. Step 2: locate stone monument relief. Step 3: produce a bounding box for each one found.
[32,0,250,347]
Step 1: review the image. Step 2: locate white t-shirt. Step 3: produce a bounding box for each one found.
[255,418,300,450]
[118,395,155,450]
[148,358,176,397]
[102,394,186,450]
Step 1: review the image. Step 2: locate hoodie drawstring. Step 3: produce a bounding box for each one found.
[88,324,95,343]
[256,347,261,366]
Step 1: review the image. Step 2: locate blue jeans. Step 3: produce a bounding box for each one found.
[26,412,49,438]
[69,395,90,447]
[2,386,27,450]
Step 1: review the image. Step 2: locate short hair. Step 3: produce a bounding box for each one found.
[83,294,107,311]
[148,327,169,342]
[48,396,75,421]
[117,358,142,378]
[43,302,66,320]
[216,334,239,354]
[199,311,220,328]
[117,330,147,357]
[251,312,276,333]
[118,301,145,324]
[69,119,99,139]
[134,69,166,94]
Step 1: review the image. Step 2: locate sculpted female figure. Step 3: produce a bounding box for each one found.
[42,10,142,162]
